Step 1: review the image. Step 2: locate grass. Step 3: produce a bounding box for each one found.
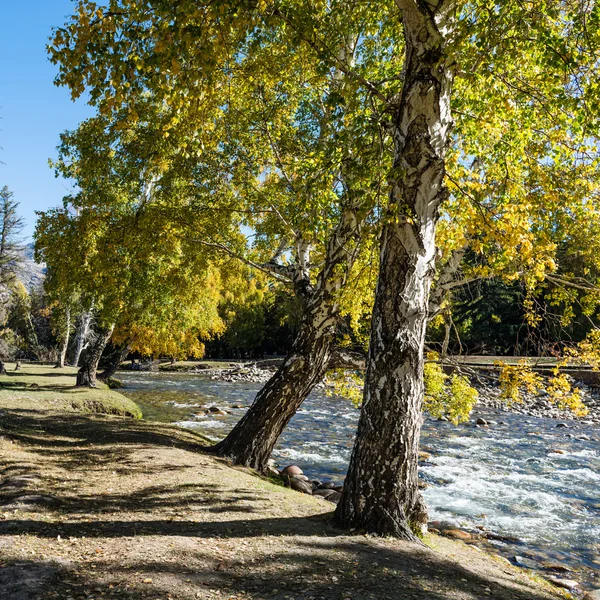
[0,362,142,419]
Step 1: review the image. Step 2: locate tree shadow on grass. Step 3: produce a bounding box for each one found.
[0,407,562,600]
[0,409,210,454]
[0,526,560,600]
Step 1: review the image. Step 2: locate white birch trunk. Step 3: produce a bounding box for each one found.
[336,0,456,539]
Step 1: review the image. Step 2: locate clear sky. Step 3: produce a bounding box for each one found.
[0,1,92,239]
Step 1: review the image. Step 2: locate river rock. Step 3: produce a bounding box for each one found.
[541,562,570,573]
[476,418,488,426]
[334,485,344,492]
[319,481,336,489]
[207,406,227,416]
[418,451,432,461]
[324,491,342,504]
[442,529,472,541]
[290,473,309,482]
[313,488,336,499]
[583,590,600,600]
[280,465,303,476]
[555,423,569,428]
[484,532,520,544]
[547,577,579,590]
[285,476,312,495]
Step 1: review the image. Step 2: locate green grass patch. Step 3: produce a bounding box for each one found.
[0,363,142,419]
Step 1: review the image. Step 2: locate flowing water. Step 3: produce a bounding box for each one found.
[118,371,600,591]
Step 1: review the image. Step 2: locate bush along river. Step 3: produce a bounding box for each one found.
[117,371,600,594]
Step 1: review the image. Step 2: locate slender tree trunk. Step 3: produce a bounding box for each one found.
[72,309,93,367]
[56,307,71,368]
[76,325,115,387]
[336,0,455,540]
[441,312,451,357]
[98,343,130,381]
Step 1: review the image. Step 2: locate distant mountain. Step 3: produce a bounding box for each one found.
[17,243,45,291]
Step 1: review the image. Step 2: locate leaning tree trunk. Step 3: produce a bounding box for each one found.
[336,0,455,540]
[76,325,115,387]
[214,207,362,472]
[72,309,93,367]
[213,292,338,471]
[98,343,130,382]
[56,306,71,368]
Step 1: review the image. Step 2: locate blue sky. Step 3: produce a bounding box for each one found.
[0,1,92,239]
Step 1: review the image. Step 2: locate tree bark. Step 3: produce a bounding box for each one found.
[72,309,93,367]
[56,306,71,368]
[76,325,115,387]
[213,296,337,471]
[98,343,130,382]
[214,209,363,472]
[336,0,455,540]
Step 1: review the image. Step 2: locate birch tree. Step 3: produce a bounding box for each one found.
[48,0,600,534]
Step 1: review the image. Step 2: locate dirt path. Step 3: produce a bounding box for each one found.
[0,406,568,600]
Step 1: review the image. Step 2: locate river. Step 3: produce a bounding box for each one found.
[118,371,600,592]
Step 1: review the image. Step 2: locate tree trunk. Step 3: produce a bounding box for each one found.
[72,309,93,367]
[76,325,115,387]
[214,209,362,472]
[336,0,455,540]
[56,306,71,368]
[98,344,130,382]
[441,312,451,357]
[213,292,338,471]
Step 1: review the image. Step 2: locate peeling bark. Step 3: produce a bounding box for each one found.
[336,0,456,540]
[56,307,71,369]
[72,309,93,367]
[75,325,114,388]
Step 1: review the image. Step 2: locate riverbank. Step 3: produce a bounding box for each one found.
[0,397,571,600]
[157,360,600,423]
[0,363,142,419]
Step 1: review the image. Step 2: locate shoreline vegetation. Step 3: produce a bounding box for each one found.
[0,365,569,599]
